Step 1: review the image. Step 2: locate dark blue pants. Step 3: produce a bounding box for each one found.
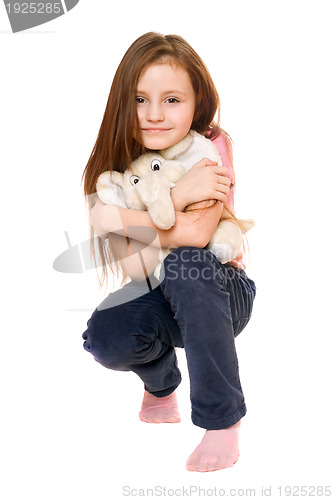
[82,246,256,430]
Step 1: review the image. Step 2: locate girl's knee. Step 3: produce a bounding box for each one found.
[82,307,157,370]
[82,308,129,369]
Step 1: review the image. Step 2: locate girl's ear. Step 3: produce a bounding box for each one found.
[111,171,125,188]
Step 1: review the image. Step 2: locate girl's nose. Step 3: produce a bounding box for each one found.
[146,103,164,122]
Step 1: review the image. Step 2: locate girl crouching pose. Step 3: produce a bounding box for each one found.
[82,32,256,472]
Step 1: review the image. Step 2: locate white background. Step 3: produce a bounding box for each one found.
[1,1,332,499]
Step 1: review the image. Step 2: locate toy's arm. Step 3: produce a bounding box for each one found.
[90,198,224,249]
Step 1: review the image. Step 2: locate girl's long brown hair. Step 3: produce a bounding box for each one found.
[82,32,234,286]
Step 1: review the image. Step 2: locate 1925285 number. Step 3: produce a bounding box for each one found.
[5,3,62,14]
[277,486,332,496]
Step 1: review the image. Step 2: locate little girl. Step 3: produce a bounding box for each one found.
[82,32,256,472]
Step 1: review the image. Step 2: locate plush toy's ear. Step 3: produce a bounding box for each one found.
[96,170,127,207]
[110,171,125,188]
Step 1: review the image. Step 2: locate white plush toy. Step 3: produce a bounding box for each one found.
[97,153,185,230]
[96,130,255,278]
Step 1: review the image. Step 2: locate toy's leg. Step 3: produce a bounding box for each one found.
[82,279,184,423]
[159,247,256,471]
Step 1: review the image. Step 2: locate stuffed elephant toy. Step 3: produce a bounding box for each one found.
[97,153,185,230]
[96,131,255,278]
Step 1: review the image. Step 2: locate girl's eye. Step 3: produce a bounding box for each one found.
[166,97,179,104]
[151,159,162,171]
[136,97,146,104]
[130,175,140,185]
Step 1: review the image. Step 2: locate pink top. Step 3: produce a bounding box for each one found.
[211,133,245,269]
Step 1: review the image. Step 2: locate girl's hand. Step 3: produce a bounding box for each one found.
[170,158,232,212]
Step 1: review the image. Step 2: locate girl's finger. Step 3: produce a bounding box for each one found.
[213,192,228,203]
[215,165,230,177]
[196,158,219,167]
[218,184,231,195]
[217,176,232,187]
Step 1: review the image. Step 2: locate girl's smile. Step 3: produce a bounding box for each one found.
[141,128,172,133]
[136,62,196,150]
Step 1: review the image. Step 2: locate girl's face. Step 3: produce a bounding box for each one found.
[136,62,196,150]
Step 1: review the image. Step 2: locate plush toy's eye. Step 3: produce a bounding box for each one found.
[130,175,140,185]
[151,159,162,171]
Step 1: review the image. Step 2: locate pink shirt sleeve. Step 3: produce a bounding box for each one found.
[211,133,235,210]
[211,133,246,268]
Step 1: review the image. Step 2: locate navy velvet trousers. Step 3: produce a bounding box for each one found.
[82,246,256,430]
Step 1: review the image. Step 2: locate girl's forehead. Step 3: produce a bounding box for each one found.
[143,56,181,71]
[137,62,191,88]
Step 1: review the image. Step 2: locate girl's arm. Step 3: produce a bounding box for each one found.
[90,157,230,249]
[90,198,224,249]
[109,233,160,281]
[170,158,232,211]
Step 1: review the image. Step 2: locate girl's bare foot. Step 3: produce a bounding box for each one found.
[186,421,241,472]
[139,390,181,423]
